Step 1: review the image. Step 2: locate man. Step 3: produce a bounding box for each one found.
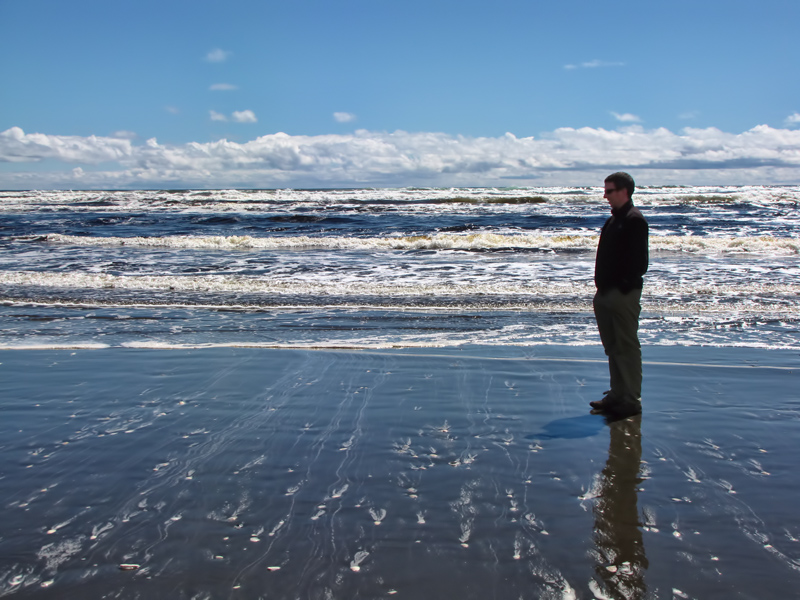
[590,172,648,417]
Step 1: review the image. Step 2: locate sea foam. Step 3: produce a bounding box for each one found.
[35,232,800,255]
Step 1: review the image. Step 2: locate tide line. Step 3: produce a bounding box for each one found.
[383,352,798,372]
[1,343,793,371]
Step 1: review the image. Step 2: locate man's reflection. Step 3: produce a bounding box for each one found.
[592,414,648,599]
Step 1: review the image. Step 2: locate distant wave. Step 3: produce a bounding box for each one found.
[2,185,798,211]
[434,196,548,204]
[27,233,800,255]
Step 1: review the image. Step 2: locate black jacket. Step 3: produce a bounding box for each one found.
[594,201,648,293]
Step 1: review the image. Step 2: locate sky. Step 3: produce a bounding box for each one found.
[1,0,799,189]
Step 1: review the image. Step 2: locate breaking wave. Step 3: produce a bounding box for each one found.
[26,232,800,255]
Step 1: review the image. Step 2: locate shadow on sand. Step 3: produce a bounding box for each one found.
[527,413,606,440]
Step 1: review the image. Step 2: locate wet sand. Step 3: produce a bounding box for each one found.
[1,346,798,599]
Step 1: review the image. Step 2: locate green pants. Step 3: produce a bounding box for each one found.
[593,287,642,401]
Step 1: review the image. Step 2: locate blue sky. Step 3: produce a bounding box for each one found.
[1,0,799,189]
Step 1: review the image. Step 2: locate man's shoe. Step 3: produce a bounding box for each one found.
[589,392,617,411]
[590,392,642,418]
[608,398,642,418]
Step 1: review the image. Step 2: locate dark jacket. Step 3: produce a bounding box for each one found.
[595,201,649,293]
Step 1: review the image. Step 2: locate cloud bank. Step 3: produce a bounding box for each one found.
[1,124,799,189]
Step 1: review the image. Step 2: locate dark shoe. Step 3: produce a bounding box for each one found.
[589,391,617,410]
[607,398,642,418]
[590,392,642,418]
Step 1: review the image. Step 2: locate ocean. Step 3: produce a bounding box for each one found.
[2,186,800,599]
[1,185,799,350]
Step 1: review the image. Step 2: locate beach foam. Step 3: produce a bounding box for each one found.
[31,232,800,254]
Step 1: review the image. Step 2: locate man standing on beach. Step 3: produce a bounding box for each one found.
[590,172,648,417]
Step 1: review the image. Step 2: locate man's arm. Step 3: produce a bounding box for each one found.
[617,217,648,292]
[630,218,649,278]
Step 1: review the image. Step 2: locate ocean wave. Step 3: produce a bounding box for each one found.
[2,185,798,211]
[2,270,798,307]
[435,196,548,204]
[2,332,799,352]
[0,270,592,297]
[29,232,800,254]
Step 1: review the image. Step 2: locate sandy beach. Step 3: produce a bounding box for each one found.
[1,345,798,599]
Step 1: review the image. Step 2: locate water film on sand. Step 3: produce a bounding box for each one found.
[1,346,798,599]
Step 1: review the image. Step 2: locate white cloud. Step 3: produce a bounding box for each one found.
[210,83,238,91]
[786,113,800,127]
[0,126,133,164]
[565,59,625,70]
[111,130,138,140]
[206,48,232,63]
[679,111,699,120]
[165,106,180,115]
[334,112,357,123]
[2,124,800,188]
[210,110,257,123]
[612,112,642,123]
[232,110,258,123]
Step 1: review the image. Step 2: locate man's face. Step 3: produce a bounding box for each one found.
[603,183,628,210]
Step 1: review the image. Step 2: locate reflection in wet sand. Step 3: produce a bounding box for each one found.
[591,415,648,599]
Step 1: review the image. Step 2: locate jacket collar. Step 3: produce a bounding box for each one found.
[611,200,634,218]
